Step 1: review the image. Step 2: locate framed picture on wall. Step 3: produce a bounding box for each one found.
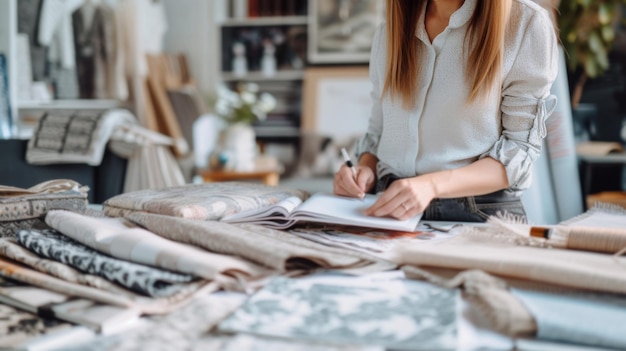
[302,66,371,143]
[308,0,385,64]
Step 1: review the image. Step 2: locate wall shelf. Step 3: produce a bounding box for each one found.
[221,70,304,82]
[17,99,122,110]
[219,16,308,27]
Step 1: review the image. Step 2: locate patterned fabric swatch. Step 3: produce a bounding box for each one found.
[0,256,217,315]
[18,229,195,298]
[103,182,309,221]
[219,274,457,350]
[126,212,394,273]
[0,300,79,350]
[26,109,136,166]
[0,179,88,238]
[44,210,272,289]
[0,238,134,297]
[0,218,48,239]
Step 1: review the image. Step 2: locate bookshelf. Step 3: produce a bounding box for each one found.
[215,0,309,140]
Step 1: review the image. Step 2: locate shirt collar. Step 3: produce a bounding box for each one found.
[449,0,476,29]
[415,0,476,41]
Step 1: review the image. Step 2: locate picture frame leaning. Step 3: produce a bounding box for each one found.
[302,66,371,144]
[308,0,385,64]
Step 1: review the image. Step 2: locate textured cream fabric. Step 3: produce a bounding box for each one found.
[392,228,626,294]
[358,0,558,191]
[126,212,394,273]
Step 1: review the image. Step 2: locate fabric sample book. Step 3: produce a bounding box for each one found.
[219,274,457,350]
[102,181,309,220]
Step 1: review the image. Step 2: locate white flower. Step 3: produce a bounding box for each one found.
[241,91,256,105]
[214,83,276,124]
[258,93,276,113]
[245,82,259,93]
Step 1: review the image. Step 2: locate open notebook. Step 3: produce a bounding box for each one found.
[222,192,423,232]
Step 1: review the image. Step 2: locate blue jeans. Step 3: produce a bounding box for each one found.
[375,174,526,222]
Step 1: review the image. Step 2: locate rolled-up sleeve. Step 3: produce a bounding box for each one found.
[356,25,384,158]
[481,9,559,191]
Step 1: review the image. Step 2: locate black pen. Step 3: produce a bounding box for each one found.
[341,147,358,180]
[341,148,364,200]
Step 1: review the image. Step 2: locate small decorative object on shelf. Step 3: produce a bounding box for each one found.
[212,82,276,171]
[232,42,248,77]
[261,39,277,77]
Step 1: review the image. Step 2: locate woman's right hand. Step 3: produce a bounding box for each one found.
[333,164,376,199]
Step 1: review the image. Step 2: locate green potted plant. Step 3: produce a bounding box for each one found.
[558,0,626,107]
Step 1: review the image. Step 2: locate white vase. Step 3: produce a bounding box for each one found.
[219,123,257,172]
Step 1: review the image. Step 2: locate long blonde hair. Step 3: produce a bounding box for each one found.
[383,0,512,109]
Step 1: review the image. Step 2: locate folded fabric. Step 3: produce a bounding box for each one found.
[0,256,217,315]
[402,266,537,338]
[44,210,272,289]
[0,218,48,238]
[511,288,626,350]
[126,212,393,273]
[0,179,88,221]
[18,229,196,298]
[0,238,135,297]
[108,124,187,192]
[0,179,88,238]
[102,182,309,221]
[26,109,136,166]
[392,227,626,295]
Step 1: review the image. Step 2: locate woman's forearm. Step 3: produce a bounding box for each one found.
[425,157,509,198]
[358,152,379,175]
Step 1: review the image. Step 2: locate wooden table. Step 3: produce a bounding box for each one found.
[199,156,282,186]
[199,168,280,186]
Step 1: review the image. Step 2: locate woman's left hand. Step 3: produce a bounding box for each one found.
[364,175,437,220]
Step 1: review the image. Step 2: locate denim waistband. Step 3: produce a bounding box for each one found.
[375,174,526,222]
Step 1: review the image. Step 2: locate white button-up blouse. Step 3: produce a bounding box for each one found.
[358,0,558,192]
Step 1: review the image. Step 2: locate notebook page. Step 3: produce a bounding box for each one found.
[292,193,422,232]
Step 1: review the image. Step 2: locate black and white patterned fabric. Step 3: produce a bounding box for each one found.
[17,229,195,298]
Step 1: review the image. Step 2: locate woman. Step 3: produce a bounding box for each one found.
[333,0,558,222]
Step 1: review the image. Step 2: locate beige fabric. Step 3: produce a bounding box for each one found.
[103,182,309,221]
[109,123,186,192]
[0,179,87,196]
[45,210,272,289]
[402,266,536,338]
[126,212,394,273]
[392,228,626,294]
[0,256,217,315]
